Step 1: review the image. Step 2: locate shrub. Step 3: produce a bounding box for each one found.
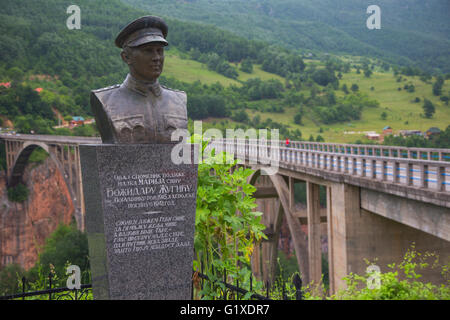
[0,264,26,296]
[27,223,90,285]
[423,99,435,118]
[7,183,29,203]
[330,245,450,300]
[193,137,267,299]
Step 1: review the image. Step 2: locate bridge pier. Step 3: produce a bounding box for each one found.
[5,140,23,186]
[327,183,450,293]
[327,183,361,292]
[306,181,322,286]
[252,175,283,287]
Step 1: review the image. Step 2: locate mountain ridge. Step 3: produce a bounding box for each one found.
[122,0,450,73]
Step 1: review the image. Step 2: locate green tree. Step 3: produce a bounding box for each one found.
[28,223,90,283]
[294,112,302,125]
[7,67,24,83]
[342,84,349,94]
[0,264,26,295]
[423,99,435,118]
[7,183,29,203]
[350,84,359,93]
[364,68,372,78]
[312,69,338,87]
[432,76,444,96]
[232,110,249,123]
[240,59,253,73]
[432,82,442,96]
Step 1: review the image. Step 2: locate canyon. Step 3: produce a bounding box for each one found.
[0,156,74,270]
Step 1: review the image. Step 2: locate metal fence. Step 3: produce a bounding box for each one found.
[211,139,450,195]
[0,274,92,300]
[193,270,303,300]
[0,270,303,300]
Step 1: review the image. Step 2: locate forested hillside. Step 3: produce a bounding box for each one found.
[0,0,448,148]
[0,0,299,132]
[0,0,322,137]
[123,0,450,73]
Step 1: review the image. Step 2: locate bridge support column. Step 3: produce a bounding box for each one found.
[327,182,361,292]
[5,140,23,184]
[75,146,85,231]
[261,198,282,287]
[306,181,322,286]
[286,177,310,284]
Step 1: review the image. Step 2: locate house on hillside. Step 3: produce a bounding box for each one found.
[366,132,380,141]
[426,127,441,139]
[0,82,11,88]
[399,130,423,137]
[34,87,43,93]
[70,116,85,127]
[382,126,393,136]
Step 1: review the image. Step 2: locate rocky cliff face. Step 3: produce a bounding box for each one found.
[0,157,74,270]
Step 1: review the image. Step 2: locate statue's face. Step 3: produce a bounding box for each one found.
[122,42,165,82]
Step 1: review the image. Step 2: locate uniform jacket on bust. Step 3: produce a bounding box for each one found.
[91,74,188,144]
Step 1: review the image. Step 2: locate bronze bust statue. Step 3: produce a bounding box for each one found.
[91,16,188,144]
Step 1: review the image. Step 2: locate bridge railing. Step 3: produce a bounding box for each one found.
[210,139,450,194]
[2,134,449,194]
[279,140,450,162]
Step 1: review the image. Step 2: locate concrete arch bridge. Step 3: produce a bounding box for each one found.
[1,134,449,292]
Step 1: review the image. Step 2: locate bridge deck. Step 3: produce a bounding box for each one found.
[1,134,449,207]
[211,139,450,208]
[0,133,101,145]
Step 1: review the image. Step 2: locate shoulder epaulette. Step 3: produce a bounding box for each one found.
[92,84,121,93]
[161,85,185,93]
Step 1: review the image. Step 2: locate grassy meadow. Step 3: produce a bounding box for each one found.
[164,51,449,144]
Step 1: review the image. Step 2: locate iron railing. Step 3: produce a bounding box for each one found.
[210,139,450,196]
[0,274,92,300]
[0,270,303,300]
[192,270,303,300]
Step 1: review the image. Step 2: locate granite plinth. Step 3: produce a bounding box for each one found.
[80,144,198,300]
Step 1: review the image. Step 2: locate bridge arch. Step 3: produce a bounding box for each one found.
[8,141,83,230]
[247,166,310,285]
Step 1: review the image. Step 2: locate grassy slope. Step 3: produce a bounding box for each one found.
[164,51,240,86]
[164,49,284,86]
[21,48,448,144]
[163,51,449,143]
[248,70,450,143]
[333,70,450,143]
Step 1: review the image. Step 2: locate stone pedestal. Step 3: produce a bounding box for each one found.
[80,144,198,300]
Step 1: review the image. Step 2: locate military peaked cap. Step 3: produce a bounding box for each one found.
[115,16,168,48]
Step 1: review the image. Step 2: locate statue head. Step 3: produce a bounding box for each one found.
[115,16,169,83]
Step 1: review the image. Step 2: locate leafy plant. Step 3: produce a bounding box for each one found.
[330,244,450,300]
[192,137,267,299]
[27,222,90,285]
